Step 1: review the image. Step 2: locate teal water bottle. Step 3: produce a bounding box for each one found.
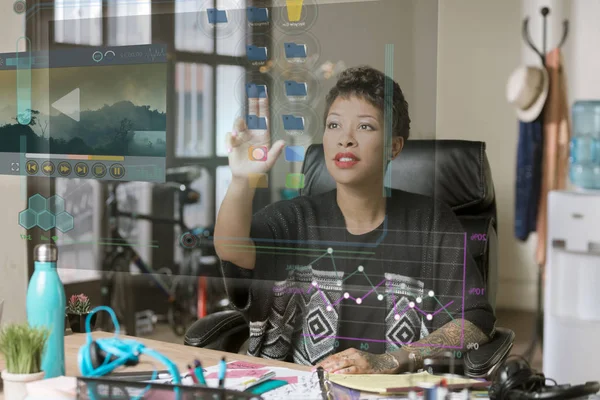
[26,244,66,378]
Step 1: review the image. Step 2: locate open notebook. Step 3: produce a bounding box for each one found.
[328,371,490,394]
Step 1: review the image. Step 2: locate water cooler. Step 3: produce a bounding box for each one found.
[543,190,600,384]
[570,101,600,189]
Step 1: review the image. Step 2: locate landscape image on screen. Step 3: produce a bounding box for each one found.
[0,63,167,157]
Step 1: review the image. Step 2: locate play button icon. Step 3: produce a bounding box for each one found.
[52,88,80,122]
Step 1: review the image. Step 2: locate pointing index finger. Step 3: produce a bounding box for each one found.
[258,92,269,119]
[259,92,270,136]
[248,97,259,117]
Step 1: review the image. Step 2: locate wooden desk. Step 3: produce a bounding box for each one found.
[0,330,310,399]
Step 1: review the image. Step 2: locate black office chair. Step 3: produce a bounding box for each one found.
[185,140,514,379]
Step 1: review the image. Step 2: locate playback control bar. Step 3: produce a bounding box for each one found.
[3,153,165,182]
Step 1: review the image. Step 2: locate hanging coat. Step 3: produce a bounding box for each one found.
[536,48,571,267]
[514,117,544,241]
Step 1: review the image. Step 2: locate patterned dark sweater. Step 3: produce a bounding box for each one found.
[220,189,495,365]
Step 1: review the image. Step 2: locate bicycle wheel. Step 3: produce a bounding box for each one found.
[168,274,198,336]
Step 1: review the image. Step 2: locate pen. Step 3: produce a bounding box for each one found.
[193,359,207,385]
[187,364,199,384]
[218,357,227,388]
[241,371,276,390]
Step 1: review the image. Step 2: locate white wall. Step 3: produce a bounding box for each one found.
[436,0,540,310]
[0,12,27,326]
[567,0,600,102]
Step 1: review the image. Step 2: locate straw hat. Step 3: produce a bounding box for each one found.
[506,65,549,122]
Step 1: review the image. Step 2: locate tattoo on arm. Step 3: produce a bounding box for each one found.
[363,351,400,373]
[392,319,490,370]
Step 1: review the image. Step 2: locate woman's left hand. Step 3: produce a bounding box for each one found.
[313,348,401,374]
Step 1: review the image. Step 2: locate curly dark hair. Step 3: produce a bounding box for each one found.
[323,65,410,140]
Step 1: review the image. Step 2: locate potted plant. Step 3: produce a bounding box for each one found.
[0,323,49,400]
[66,293,96,333]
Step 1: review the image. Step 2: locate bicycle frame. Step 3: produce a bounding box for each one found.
[102,181,200,334]
[106,182,192,295]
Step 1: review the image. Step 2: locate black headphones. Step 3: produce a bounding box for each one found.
[489,355,599,400]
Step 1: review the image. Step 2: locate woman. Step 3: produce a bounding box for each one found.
[215,66,495,374]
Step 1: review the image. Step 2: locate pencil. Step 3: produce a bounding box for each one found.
[218,357,227,388]
[193,359,207,385]
[187,364,198,384]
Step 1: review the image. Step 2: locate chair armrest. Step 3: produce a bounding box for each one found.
[184,310,249,353]
[457,215,498,311]
[464,327,515,379]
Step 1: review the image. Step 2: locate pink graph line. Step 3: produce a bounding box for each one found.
[413,305,427,315]
[276,282,455,319]
[395,305,410,319]
[432,300,454,316]
[332,295,354,307]
[313,283,331,307]
[390,293,454,319]
[313,280,387,309]
[332,297,344,307]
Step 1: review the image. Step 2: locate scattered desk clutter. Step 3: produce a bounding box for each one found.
[20,360,490,400]
[1,301,598,399]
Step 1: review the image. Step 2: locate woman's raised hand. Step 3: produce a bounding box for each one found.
[225,94,285,179]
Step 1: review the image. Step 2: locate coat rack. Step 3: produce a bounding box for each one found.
[522,7,569,67]
[520,7,569,364]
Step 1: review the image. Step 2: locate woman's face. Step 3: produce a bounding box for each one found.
[323,95,402,188]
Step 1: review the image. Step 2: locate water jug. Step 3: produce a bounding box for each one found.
[570,101,600,189]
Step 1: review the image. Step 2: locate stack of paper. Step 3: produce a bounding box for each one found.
[329,371,486,394]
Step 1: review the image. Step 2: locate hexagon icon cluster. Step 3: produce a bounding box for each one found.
[18,194,74,232]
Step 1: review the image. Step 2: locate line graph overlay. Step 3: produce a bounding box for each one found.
[274,280,456,322]
[266,233,468,349]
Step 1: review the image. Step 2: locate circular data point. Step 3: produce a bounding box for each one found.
[343,292,349,299]
[180,232,198,249]
[409,301,415,308]
[357,265,364,272]
[312,281,317,286]
[428,290,435,297]
[326,306,332,311]
[356,298,362,305]
[327,247,333,254]
[377,294,384,301]
[13,1,26,14]
[394,314,400,321]
[426,314,433,321]
[416,297,422,303]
